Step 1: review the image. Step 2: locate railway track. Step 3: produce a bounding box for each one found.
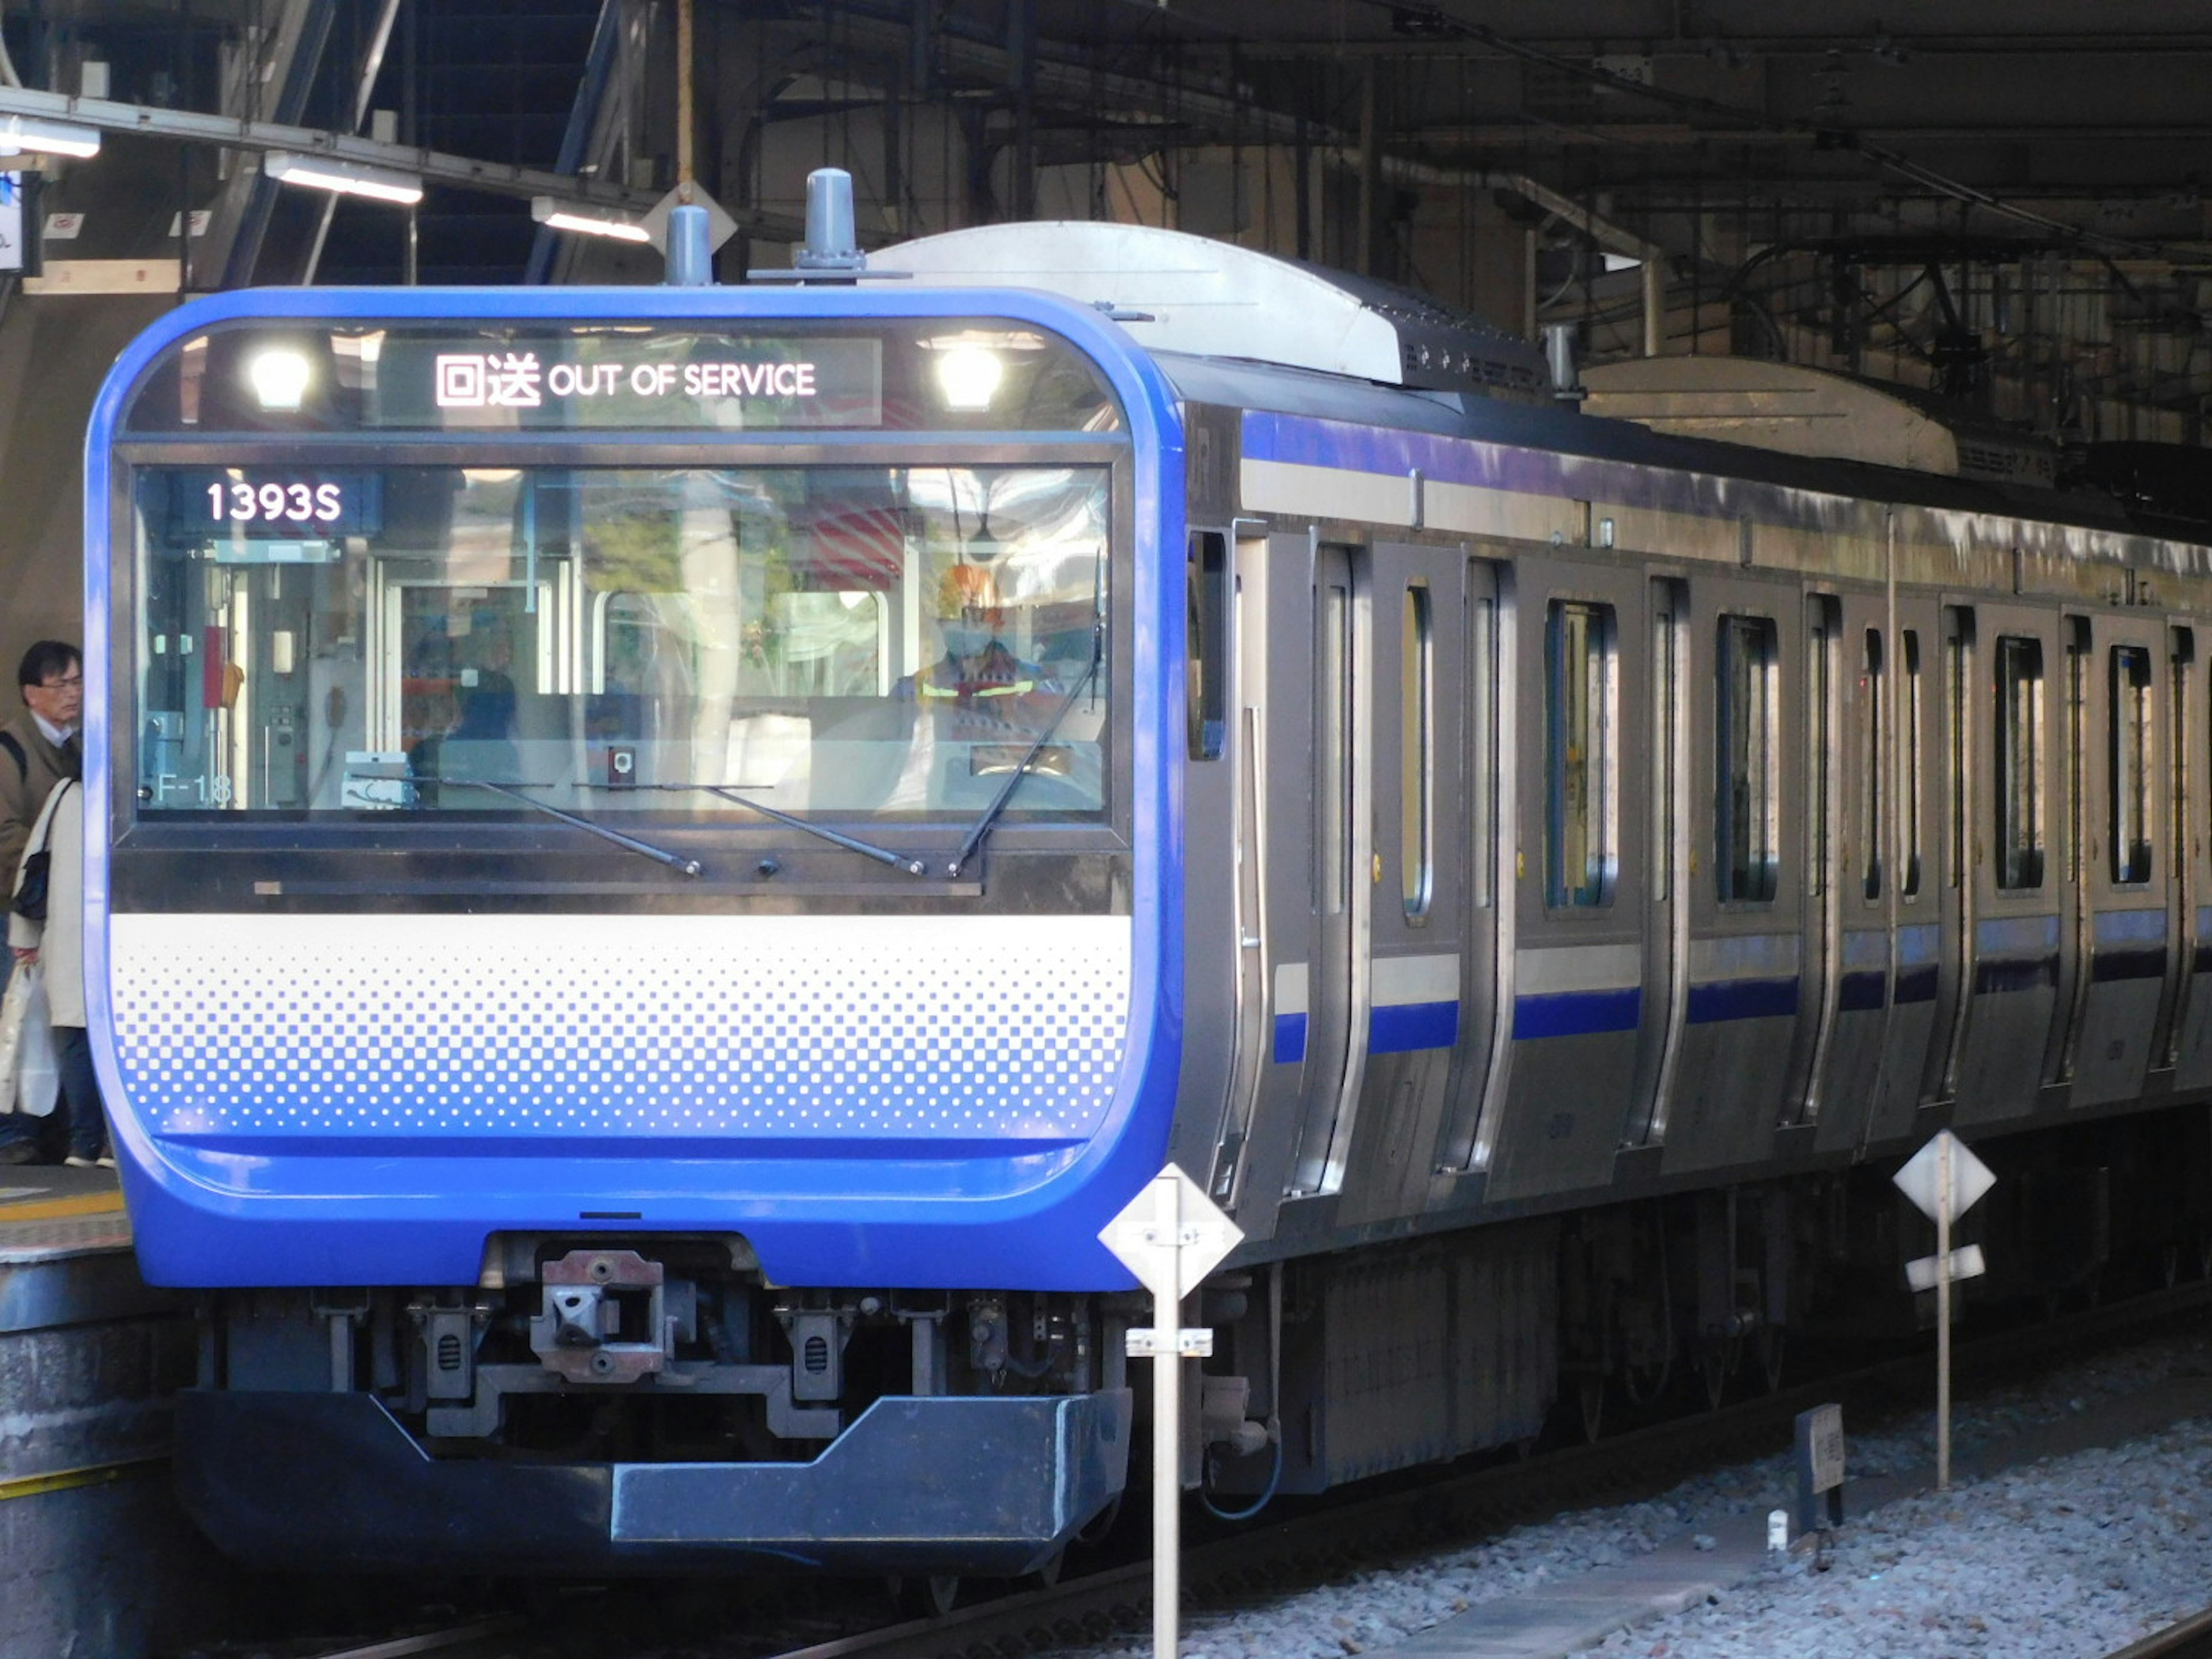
[741,1276,2212,1659]
[2114,1608,2212,1659]
[282,1277,2212,1659]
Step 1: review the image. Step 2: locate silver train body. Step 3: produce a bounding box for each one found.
[982,225,2212,1493]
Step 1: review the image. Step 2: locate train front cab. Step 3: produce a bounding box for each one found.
[84,285,1188,1574]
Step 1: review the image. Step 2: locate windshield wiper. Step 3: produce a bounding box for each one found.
[608,782,935,877]
[442,779,704,877]
[945,609,1105,880]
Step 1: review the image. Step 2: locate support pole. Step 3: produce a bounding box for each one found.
[1100,1166,1243,1659]
[676,0,694,203]
[1152,1259,1182,1659]
[1937,1132,1952,1490]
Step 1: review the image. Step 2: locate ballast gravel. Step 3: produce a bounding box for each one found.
[1050,1331,2212,1659]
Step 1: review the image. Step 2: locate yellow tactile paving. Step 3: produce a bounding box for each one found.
[0,1190,126,1222]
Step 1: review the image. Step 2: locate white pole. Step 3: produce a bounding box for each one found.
[1937,1132,1952,1491]
[1152,1179,1183,1659]
[1101,1166,1237,1659]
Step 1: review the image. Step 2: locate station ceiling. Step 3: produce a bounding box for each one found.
[7,0,2212,441]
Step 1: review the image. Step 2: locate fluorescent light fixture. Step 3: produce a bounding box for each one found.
[264,151,422,206]
[0,115,102,159]
[248,349,313,411]
[935,345,1004,412]
[531,195,651,243]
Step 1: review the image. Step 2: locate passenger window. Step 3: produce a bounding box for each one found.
[1401,585,1434,920]
[1863,628,1884,901]
[1185,532,1228,760]
[2111,645,2154,884]
[1546,599,1616,908]
[1717,613,1779,903]
[1997,635,2046,889]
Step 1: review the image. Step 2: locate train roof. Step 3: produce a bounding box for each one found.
[874,221,2199,552]
[875,220,1551,405]
[1152,346,2166,546]
[1580,356,2061,490]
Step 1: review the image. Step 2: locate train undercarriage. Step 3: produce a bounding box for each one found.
[179,1101,2212,1574]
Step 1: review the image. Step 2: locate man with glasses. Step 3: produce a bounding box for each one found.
[1,642,84,1163]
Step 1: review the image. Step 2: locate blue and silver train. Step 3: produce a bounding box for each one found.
[86,206,2212,1575]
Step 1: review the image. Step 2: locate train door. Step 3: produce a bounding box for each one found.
[1950,603,2064,1125]
[1814,603,1890,1153]
[1430,554,1512,1184]
[160,559,317,810]
[2070,613,2172,1107]
[1218,529,1316,1234]
[2047,616,2093,1092]
[1921,605,1978,1108]
[372,571,569,771]
[1339,545,1474,1227]
[2169,631,2212,1089]
[1861,600,1943,1146]
[1175,528,1244,1204]
[2152,628,2199,1081]
[1483,554,1646,1203]
[1283,542,1370,1199]
[1661,577,1805,1176]
[1623,575,1689,1145]
[1782,593,1844,1127]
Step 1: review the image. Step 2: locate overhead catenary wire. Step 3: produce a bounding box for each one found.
[1346,0,2194,266]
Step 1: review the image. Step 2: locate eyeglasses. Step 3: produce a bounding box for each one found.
[36,675,82,691]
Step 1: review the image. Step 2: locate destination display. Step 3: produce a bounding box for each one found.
[119,316,1127,435]
[377,331,885,430]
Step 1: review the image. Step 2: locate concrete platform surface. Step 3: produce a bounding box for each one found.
[1393,1374,2212,1658]
[0,1157,130,1263]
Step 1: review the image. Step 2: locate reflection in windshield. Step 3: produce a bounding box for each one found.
[133,465,1112,824]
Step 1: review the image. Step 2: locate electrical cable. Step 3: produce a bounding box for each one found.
[1198,1433,1283,1522]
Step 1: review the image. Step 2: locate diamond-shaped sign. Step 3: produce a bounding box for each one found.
[1892,1130,1996,1225]
[640,185,737,255]
[1099,1164,1243,1304]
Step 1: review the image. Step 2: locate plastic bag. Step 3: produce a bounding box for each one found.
[0,967,31,1104]
[11,968,56,1118]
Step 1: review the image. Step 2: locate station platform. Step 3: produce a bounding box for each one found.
[1,1158,132,1257]
[0,1161,229,1658]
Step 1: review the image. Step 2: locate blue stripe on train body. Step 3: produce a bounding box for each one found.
[1972,915,2062,997]
[1370,1000,1460,1053]
[2090,908,2168,984]
[1513,986,1642,1041]
[1685,976,1800,1025]
[1684,933,1800,1025]
[1837,971,1888,1013]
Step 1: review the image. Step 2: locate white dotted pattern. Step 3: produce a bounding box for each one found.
[108,912,1133,1139]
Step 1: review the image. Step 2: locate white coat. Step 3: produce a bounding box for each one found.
[9,781,84,1028]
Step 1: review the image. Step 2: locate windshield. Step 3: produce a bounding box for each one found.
[130,464,1112,824]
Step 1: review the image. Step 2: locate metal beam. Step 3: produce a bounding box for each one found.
[0,83,806,240]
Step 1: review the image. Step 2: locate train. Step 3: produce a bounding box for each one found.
[83,189,2212,1580]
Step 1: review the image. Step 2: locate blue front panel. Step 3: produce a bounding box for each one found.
[84,285,1188,1292]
